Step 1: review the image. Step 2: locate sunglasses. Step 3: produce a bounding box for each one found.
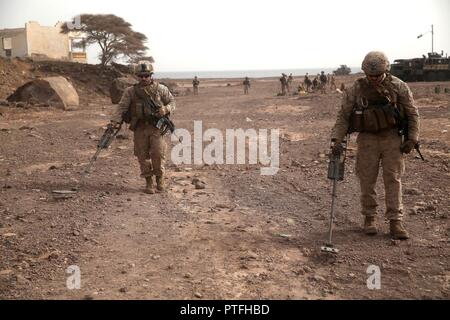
[139,74,151,79]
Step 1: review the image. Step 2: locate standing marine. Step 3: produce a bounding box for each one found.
[320,71,328,94]
[280,73,288,96]
[304,73,312,92]
[192,76,200,96]
[243,76,251,95]
[330,51,420,240]
[111,62,176,194]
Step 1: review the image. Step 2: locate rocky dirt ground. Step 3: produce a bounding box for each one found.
[0,66,449,299]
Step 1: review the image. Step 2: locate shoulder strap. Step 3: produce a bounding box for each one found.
[374,75,398,105]
[134,83,157,101]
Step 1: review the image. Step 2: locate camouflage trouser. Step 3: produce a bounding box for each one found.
[355,128,405,221]
[281,84,287,95]
[133,123,166,178]
[193,86,199,95]
[244,86,249,94]
[305,83,311,92]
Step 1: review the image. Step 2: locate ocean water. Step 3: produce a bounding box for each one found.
[154,67,360,80]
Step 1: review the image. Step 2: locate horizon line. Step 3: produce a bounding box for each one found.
[154,66,360,73]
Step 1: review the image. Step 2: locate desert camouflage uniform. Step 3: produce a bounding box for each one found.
[193,77,200,96]
[304,75,312,92]
[330,74,336,90]
[331,74,419,221]
[243,77,251,95]
[280,74,288,95]
[320,72,328,94]
[113,81,176,179]
[287,74,293,93]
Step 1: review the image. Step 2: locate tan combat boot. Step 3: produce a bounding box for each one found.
[363,216,377,235]
[390,220,409,240]
[144,176,155,194]
[156,176,166,192]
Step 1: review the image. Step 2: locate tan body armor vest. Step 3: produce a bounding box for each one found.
[349,78,399,133]
[128,83,164,131]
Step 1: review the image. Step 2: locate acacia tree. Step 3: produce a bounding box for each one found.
[61,14,149,67]
[129,55,155,64]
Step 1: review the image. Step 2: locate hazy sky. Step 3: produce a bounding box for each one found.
[0,0,449,71]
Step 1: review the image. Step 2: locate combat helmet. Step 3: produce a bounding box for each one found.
[135,61,154,77]
[362,51,390,75]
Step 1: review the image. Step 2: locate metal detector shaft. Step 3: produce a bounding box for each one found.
[84,147,102,174]
[328,166,339,244]
[415,145,425,161]
[322,140,347,254]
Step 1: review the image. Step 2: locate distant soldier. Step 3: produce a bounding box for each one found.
[312,76,319,91]
[287,73,294,93]
[330,74,337,90]
[320,71,328,94]
[192,76,200,96]
[280,73,288,96]
[304,73,312,92]
[243,76,251,95]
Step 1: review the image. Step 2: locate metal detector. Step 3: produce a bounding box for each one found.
[321,140,347,254]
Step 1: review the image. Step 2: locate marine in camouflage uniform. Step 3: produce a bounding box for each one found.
[280,73,288,96]
[331,51,420,239]
[330,74,337,91]
[243,76,251,95]
[287,73,294,93]
[111,62,176,194]
[312,76,319,91]
[304,73,312,92]
[193,76,200,96]
[319,71,327,94]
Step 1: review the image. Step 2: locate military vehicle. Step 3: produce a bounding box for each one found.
[333,65,351,76]
[390,51,450,82]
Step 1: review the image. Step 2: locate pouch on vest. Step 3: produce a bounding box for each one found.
[349,104,397,133]
[381,104,397,127]
[362,108,379,132]
[133,97,154,119]
[374,108,388,130]
[348,109,364,133]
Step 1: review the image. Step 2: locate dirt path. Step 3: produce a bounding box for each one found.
[1,76,449,299]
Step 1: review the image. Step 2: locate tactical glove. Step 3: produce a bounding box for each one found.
[156,106,168,117]
[331,140,344,155]
[109,120,121,129]
[400,140,416,154]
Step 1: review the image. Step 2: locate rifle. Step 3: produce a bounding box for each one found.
[394,109,425,161]
[84,121,123,174]
[139,88,181,140]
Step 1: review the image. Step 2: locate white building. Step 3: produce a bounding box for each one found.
[0,21,87,63]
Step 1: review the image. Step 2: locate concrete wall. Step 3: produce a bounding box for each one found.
[0,28,28,58]
[25,21,70,60]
